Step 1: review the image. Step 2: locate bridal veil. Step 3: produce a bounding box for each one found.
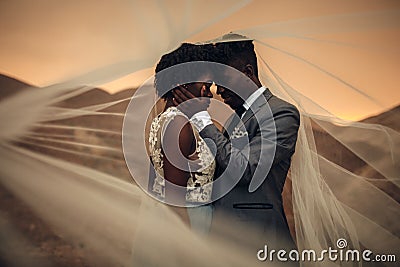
[0,1,398,266]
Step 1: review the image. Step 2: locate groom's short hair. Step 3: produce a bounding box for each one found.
[211,35,259,78]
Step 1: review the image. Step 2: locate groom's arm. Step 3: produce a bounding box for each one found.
[197,118,265,185]
[172,87,300,186]
[200,123,249,182]
[193,104,300,186]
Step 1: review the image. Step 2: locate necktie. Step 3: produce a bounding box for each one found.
[235,106,246,118]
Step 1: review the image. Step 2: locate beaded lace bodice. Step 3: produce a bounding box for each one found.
[148,107,215,203]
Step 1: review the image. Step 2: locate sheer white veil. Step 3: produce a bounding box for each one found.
[0,1,399,266]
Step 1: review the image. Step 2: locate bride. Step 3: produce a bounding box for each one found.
[148,43,215,234]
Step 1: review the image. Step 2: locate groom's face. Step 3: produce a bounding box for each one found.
[216,60,247,111]
[216,85,244,110]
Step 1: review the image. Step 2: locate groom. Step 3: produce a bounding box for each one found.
[173,36,300,255]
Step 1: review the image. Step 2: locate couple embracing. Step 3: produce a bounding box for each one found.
[148,35,300,258]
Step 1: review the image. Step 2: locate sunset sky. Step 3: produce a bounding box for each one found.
[1,0,399,121]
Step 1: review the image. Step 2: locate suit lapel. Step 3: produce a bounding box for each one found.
[241,89,273,125]
[224,113,241,137]
[223,89,273,137]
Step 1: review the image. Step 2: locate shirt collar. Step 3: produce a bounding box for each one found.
[243,86,266,111]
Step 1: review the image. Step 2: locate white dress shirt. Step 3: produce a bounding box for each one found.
[190,86,266,132]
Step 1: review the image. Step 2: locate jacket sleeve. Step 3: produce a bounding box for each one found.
[200,104,300,186]
[272,104,300,165]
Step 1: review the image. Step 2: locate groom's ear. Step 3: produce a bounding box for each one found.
[243,64,255,78]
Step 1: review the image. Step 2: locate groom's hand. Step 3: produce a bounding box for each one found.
[172,86,210,118]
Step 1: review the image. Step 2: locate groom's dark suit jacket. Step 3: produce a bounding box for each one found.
[200,88,300,251]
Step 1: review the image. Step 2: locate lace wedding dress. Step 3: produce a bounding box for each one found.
[148,106,216,203]
[148,106,216,235]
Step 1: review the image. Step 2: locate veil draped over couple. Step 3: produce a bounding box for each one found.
[0,2,399,266]
[124,34,397,266]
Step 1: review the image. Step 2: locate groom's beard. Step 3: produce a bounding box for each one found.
[218,89,244,111]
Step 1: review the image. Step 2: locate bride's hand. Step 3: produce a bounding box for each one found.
[172,86,210,118]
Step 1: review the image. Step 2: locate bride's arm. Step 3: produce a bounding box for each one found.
[161,114,195,224]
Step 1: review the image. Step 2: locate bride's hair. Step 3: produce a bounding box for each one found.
[154,43,213,99]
